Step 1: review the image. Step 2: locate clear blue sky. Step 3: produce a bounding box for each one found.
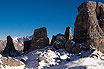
[0,0,104,40]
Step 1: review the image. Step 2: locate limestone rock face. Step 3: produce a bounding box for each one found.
[3,36,19,57]
[53,34,66,49]
[74,1,104,53]
[96,2,104,32]
[30,27,49,51]
[64,27,73,40]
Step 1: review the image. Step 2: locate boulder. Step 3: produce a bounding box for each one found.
[3,36,19,57]
[53,33,66,49]
[65,40,75,52]
[74,1,104,53]
[65,40,85,53]
[30,27,49,51]
[71,44,82,54]
[64,27,73,40]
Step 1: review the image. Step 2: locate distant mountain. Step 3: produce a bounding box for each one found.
[13,36,32,51]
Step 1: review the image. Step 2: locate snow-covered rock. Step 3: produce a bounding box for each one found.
[17,46,70,69]
[0,56,25,69]
[53,34,66,49]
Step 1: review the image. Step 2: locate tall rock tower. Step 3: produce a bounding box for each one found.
[74,1,104,53]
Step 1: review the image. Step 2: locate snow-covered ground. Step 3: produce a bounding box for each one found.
[15,46,104,69]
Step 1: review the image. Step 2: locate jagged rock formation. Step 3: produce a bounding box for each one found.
[51,27,73,49]
[74,1,104,53]
[30,27,49,51]
[64,27,73,40]
[3,36,19,57]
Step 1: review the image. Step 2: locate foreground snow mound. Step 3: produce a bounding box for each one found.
[0,54,25,69]
[49,57,104,69]
[50,51,104,69]
[15,46,104,69]
[24,46,70,69]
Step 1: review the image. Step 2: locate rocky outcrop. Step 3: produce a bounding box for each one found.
[30,27,49,51]
[96,2,104,32]
[50,26,73,49]
[3,36,19,57]
[53,33,66,49]
[74,1,104,53]
[64,27,73,40]
[65,40,87,53]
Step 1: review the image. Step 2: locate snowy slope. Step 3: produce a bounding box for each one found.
[1,36,104,69]
[15,46,104,69]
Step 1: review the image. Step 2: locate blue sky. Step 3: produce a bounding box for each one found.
[0,0,104,40]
